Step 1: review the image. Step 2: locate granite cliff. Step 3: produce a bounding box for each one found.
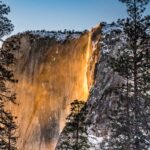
[4,25,101,150]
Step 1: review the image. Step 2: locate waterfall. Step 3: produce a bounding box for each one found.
[83,32,92,99]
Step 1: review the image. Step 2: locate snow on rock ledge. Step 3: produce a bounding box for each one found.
[88,134,103,150]
[14,30,82,43]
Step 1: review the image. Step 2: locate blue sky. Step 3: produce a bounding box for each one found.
[4,0,150,36]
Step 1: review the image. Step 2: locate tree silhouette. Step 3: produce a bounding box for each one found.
[57,100,89,150]
[106,0,150,149]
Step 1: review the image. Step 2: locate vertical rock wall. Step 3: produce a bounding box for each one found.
[4,26,101,150]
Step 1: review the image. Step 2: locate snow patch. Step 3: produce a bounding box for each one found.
[30,31,81,42]
[11,30,82,43]
[88,134,103,150]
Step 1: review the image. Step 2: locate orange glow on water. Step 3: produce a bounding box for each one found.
[83,32,92,98]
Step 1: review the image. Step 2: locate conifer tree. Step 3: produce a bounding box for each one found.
[106,0,150,149]
[57,100,89,150]
[0,1,17,149]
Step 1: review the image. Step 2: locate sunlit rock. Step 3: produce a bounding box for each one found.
[4,25,101,150]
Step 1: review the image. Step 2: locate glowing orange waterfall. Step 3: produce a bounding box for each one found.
[4,25,101,150]
[83,32,92,98]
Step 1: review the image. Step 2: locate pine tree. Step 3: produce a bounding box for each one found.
[0,1,17,149]
[57,100,89,150]
[106,0,150,149]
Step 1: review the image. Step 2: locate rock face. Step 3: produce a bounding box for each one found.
[4,26,101,150]
[86,56,123,150]
[56,23,125,150]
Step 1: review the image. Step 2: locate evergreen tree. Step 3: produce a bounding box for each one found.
[57,100,89,150]
[0,1,17,149]
[106,0,150,149]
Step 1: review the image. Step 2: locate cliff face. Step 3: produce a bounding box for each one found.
[4,26,101,150]
[56,23,125,150]
[85,24,126,149]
